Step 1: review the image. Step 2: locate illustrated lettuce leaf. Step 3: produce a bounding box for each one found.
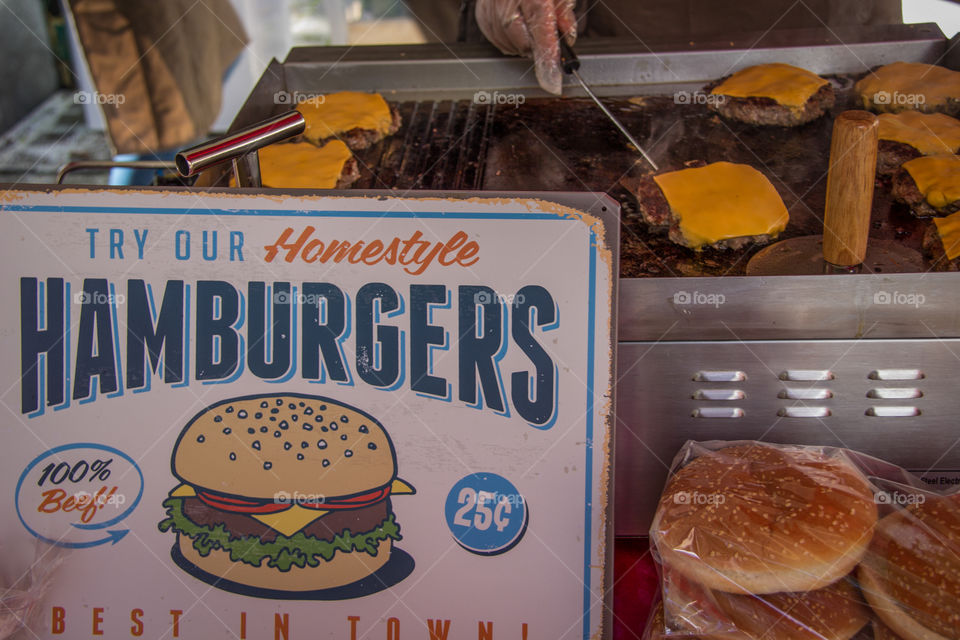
[158,497,401,572]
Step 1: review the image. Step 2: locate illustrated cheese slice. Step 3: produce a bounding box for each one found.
[297,91,393,143]
[170,484,197,497]
[878,112,960,156]
[390,478,416,495]
[902,155,960,210]
[710,63,828,109]
[251,505,331,537]
[653,162,789,249]
[856,62,960,111]
[257,140,352,190]
[934,211,960,260]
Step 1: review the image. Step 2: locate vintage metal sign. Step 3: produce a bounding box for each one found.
[1,188,615,640]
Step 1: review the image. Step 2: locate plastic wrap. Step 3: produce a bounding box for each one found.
[474,0,577,95]
[643,440,960,640]
[0,542,67,640]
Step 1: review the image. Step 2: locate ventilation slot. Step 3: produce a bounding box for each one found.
[778,388,833,400]
[777,407,831,418]
[693,371,746,382]
[693,389,745,401]
[866,406,921,417]
[867,388,922,399]
[692,407,744,419]
[779,370,834,382]
[868,369,924,381]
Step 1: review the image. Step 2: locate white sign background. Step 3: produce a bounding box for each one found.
[0,189,613,640]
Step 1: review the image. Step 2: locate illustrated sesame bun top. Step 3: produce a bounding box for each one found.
[858,493,960,640]
[651,443,878,595]
[173,393,396,499]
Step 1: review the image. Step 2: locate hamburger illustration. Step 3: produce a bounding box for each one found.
[158,393,414,593]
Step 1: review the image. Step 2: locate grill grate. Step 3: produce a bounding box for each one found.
[353,100,494,191]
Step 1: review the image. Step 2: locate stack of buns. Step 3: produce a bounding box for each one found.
[645,442,960,640]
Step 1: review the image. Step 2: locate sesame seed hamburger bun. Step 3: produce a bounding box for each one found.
[659,562,869,640]
[873,620,905,640]
[159,393,413,593]
[708,578,869,640]
[173,394,396,499]
[651,443,878,595]
[857,494,960,640]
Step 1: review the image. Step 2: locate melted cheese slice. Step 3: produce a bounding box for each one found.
[297,92,393,142]
[257,140,352,189]
[653,162,789,249]
[878,112,960,156]
[710,63,828,109]
[251,506,331,537]
[856,62,960,111]
[934,211,960,260]
[902,155,960,210]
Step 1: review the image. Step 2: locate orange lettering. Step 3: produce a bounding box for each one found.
[427,619,450,640]
[439,231,468,265]
[240,612,246,639]
[130,609,144,637]
[382,238,400,264]
[51,606,65,634]
[274,613,289,640]
[37,489,66,513]
[347,615,359,640]
[458,241,480,266]
[169,610,182,638]
[361,240,384,265]
[478,621,493,640]
[347,242,366,263]
[92,607,104,636]
[386,617,399,640]
[320,240,352,263]
[302,239,325,263]
[264,227,314,262]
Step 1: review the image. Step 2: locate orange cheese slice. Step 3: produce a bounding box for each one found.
[710,63,828,109]
[297,91,393,143]
[257,140,352,190]
[252,505,331,537]
[902,155,960,210]
[934,211,960,261]
[653,162,789,249]
[856,62,960,111]
[878,112,960,156]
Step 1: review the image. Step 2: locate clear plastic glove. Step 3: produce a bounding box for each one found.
[475,0,577,95]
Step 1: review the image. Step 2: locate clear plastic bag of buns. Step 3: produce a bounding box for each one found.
[643,440,960,640]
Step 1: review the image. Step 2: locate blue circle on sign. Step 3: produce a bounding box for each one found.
[444,473,528,555]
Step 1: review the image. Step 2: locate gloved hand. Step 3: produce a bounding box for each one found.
[475,0,577,96]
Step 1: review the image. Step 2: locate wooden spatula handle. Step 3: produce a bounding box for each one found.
[822,110,879,267]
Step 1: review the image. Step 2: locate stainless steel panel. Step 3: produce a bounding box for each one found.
[615,339,960,535]
[618,273,960,341]
[275,25,947,101]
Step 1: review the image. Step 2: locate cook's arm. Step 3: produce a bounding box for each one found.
[475,0,577,95]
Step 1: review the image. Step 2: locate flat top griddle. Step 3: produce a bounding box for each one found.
[343,77,930,278]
